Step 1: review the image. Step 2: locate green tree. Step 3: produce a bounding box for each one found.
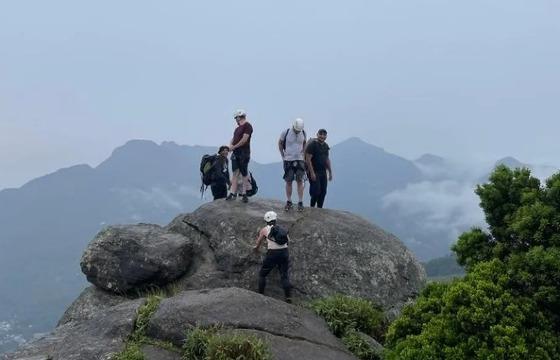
[385,166,560,359]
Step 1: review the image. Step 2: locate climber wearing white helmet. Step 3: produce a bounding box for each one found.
[227,109,254,203]
[253,210,292,303]
[278,118,307,212]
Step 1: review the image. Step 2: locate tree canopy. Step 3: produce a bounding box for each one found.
[385,165,560,359]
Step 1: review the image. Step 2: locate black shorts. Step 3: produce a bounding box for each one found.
[231,151,250,177]
[283,160,306,182]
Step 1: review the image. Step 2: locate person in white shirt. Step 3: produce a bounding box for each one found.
[278,118,307,212]
[253,211,292,303]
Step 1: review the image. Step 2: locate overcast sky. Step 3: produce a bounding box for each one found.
[1,0,559,190]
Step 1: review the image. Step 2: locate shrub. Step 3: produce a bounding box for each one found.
[342,329,381,360]
[183,326,271,360]
[206,333,271,360]
[310,294,386,340]
[132,294,162,341]
[113,342,144,360]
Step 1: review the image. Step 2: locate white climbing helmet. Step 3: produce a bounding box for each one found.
[264,211,277,223]
[234,109,246,118]
[293,118,304,132]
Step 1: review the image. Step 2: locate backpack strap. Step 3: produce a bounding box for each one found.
[282,128,290,151]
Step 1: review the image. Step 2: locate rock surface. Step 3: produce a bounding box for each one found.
[5,198,426,359]
[4,299,145,360]
[80,224,195,292]
[170,198,426,313]
[150,287,356,360]
[4,288,357,360]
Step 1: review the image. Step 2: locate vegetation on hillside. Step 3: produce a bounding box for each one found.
[385,166,560,359]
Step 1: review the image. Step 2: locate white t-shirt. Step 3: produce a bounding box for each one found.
[280,128,306,161]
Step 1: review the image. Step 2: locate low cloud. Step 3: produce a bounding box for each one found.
[383,180,486,246]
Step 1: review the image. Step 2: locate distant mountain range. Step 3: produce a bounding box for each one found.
[0,137,557,353]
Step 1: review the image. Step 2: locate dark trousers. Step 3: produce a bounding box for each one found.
[211,183,228,200]
[258,248,291,299]
[309,171,328,208]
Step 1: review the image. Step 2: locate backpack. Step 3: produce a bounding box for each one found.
[282,128,307,150]
[200,154,218,186]
[268,225,289,245]
[245,172,258,197]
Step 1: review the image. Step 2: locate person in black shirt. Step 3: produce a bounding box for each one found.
[305,129,332,208]
[210,146,231,200]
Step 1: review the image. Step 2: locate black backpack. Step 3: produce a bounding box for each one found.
[200,154,218,186]
[246,172,258,197]
[268,225,289,245]
[282,128,307,150]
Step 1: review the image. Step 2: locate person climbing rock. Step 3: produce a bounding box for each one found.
[253,211,292,303]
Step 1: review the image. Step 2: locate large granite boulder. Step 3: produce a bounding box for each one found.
[3,299,145,360]
[4,288,356,360]
[169,198,426,314]
[147,287,355,360]
[80,224,196,292]
[80,198,425,315]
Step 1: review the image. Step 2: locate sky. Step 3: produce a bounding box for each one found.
[1,0,559,190]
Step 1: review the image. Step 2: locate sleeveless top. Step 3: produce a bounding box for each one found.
[265,225,288,250]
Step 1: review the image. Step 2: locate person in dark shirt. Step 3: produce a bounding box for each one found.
[227,109,254,203]
[210,145,231,200]
[305,129,332,208]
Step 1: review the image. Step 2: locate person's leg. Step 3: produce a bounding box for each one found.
[239,154,250,202]
[278,249,292,302]
[309,178,319,207]
[210,184,219,200]
[317,173,328,208]
[227,170,240,199]
[285,181,293,201]
[213,184,227,200]
[258,253,275,294]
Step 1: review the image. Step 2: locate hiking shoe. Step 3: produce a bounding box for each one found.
[297,202,304,212]
[285,298,293,304]
[284,201,293,211]
[225,193,237,201]
[241,194,249,203]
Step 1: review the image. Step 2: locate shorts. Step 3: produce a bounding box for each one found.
[283,160,306,182]
[231,151,250,177]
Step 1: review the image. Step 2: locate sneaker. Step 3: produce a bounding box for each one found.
[285,298,293,304]
[297,202,304,212]
[284,201,293,211]
[241,194,249,203]
[225,193,237,201]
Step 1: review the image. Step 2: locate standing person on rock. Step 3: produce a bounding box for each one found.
[253,211,292,303]
[278,118,307,212]
[210,146,231,200]
[305,128,332,208]
[226,109,253,203]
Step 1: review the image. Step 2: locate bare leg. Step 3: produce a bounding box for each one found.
[230,170,240,194]
[296,179,304,202]
[241,175,251,195]
[285,181,293,201]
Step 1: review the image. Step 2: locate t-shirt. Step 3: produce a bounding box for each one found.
[232,122,253,154]
[305,139,330,172]
[279,128,306,161]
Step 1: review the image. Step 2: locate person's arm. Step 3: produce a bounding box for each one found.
[231,133,250,151]
[278,132,286,159]
[305,151,316,181]
[253,227,267,252]
[326,158,333,181]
